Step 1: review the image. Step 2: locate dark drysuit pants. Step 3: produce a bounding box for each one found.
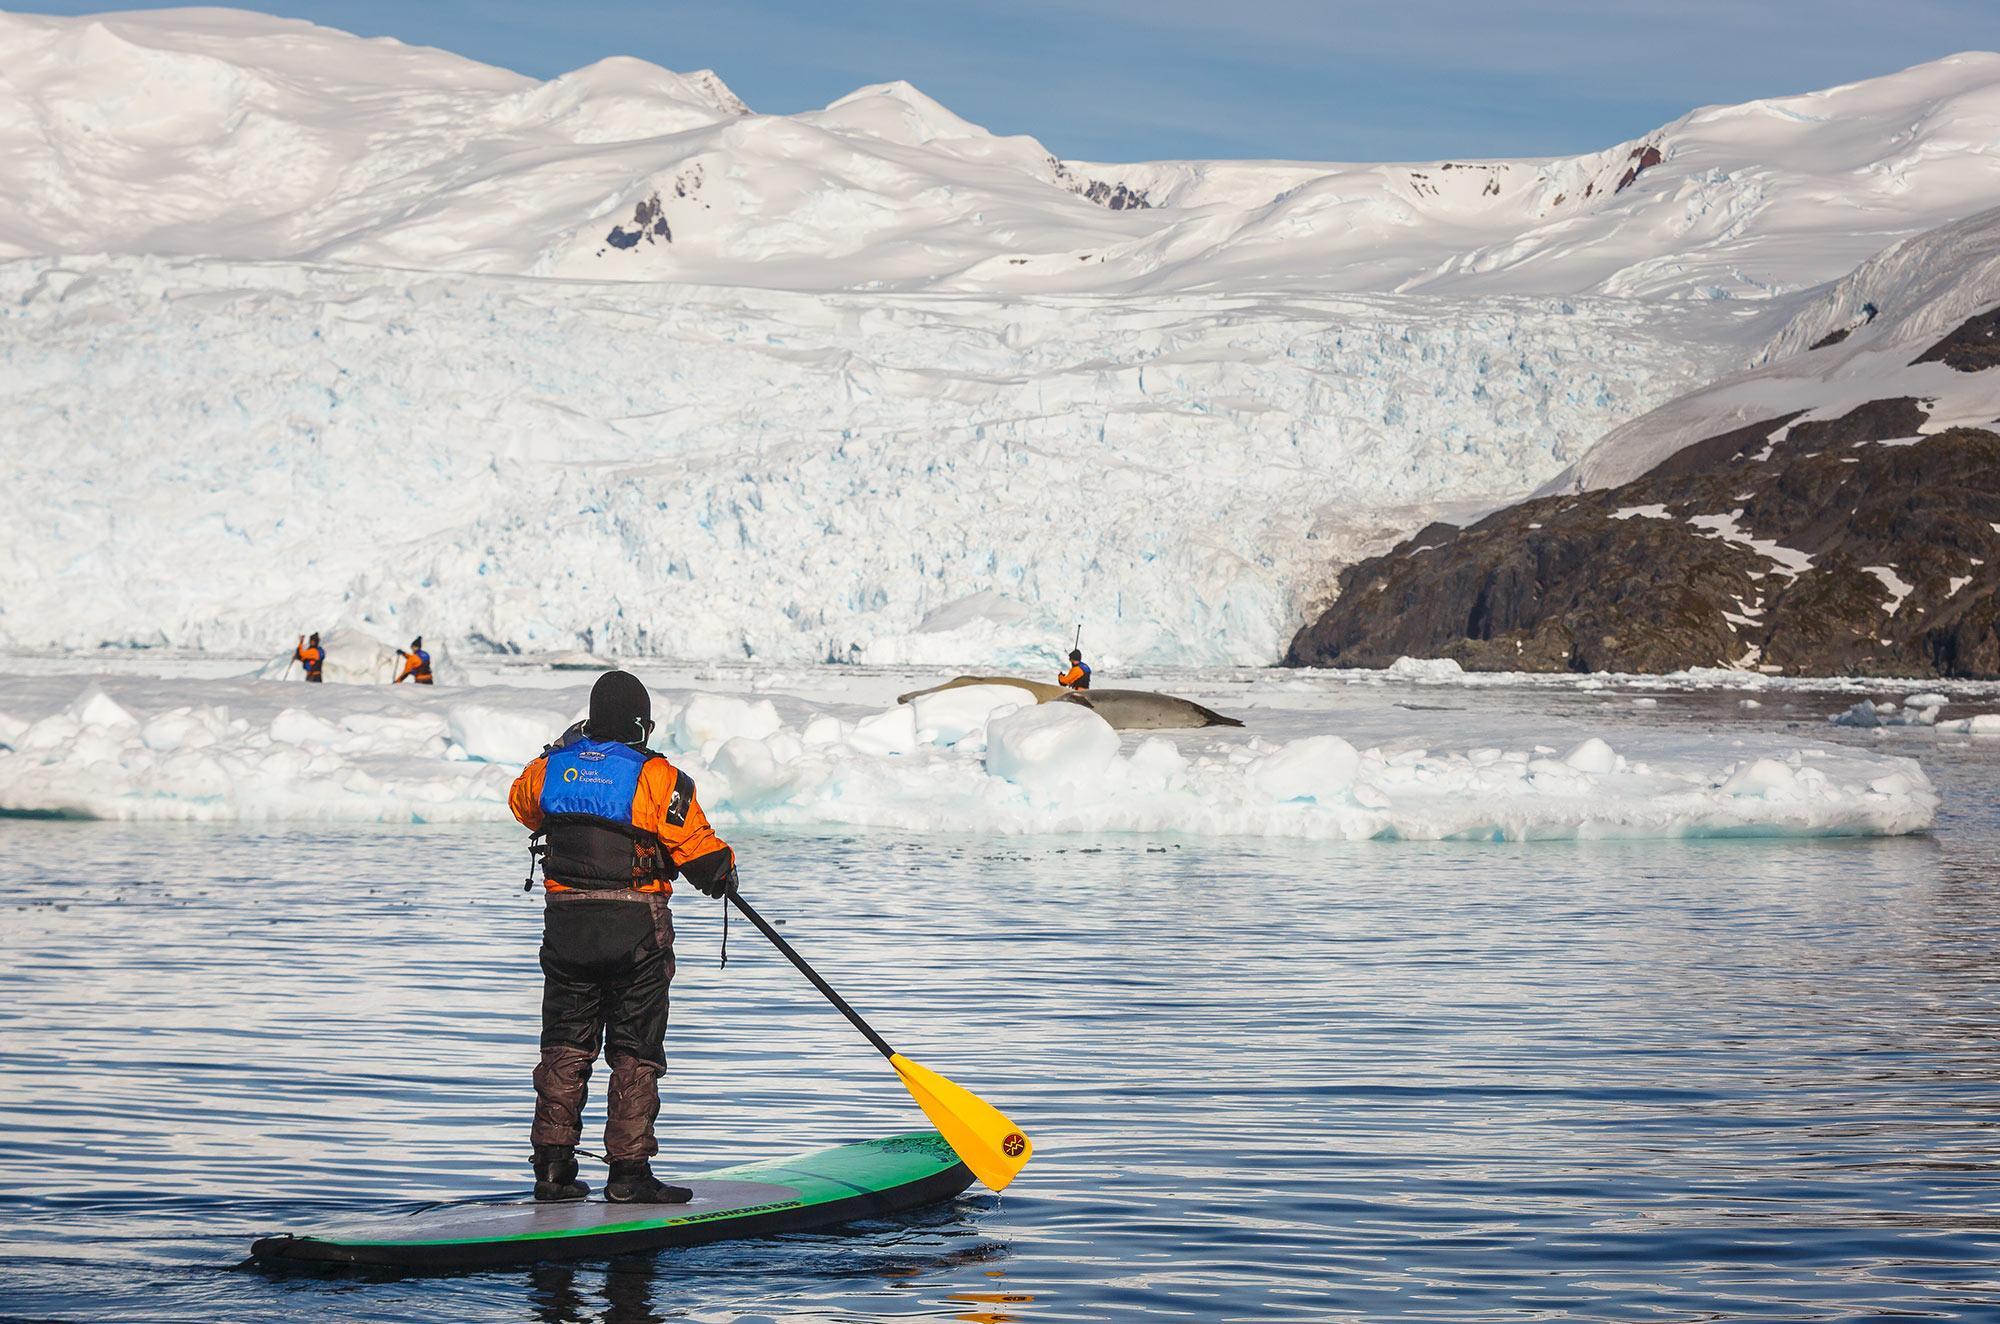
[532,890,675,1162]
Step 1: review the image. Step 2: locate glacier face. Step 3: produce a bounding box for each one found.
[0,256,1748,665]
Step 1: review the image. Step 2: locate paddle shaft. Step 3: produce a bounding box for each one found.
[728,892,896,1060]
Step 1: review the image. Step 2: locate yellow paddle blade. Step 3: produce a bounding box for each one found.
[889,1053,1034,1192]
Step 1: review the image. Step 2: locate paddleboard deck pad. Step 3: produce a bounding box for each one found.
[250,1132,973,1269]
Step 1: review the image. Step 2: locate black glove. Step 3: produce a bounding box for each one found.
[691,861,738,900]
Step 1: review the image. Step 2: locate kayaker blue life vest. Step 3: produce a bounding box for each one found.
[535,730,675,890]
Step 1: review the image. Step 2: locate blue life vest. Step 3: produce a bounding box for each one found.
[536,733,668,889]
[542,735,649,820]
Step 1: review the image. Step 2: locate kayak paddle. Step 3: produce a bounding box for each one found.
[727,891,1034,1193]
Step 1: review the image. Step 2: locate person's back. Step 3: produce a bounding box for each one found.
[1058,649,1091,690]
[509,671,736,1205]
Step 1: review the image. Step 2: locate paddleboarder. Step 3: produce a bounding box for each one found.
[509,671,738,1205]
[393,636,432,684]
[1058,648,1091,690]
[293,632,323,682]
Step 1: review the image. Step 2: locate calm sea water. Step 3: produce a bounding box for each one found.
[2,705,1998,1322]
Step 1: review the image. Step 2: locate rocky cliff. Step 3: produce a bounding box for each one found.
[1285,394,1999,677]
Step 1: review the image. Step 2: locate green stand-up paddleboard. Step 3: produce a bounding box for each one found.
[249,1132,973,1269]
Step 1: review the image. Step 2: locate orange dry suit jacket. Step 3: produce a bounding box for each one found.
[509,731,733,896]
[1058,662,1091,689]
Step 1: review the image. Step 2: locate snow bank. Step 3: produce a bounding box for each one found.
[0,673,1941,839]
[446,703,574,765]
[985,703,1122,799]
[671,694,780,750]
[905,684,1031,747]
[1250,735,1362,802]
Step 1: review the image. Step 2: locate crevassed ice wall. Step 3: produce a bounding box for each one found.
[2,257,1745,664]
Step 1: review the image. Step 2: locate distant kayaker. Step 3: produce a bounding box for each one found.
[394,636,432,684]
[293,633,323,683]
[1058,649,1091,691]
[508,671,738,1205]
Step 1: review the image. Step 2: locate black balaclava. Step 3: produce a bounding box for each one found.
[1069,649,1082,662]
[411,636,423,650]
[588,670,652,745]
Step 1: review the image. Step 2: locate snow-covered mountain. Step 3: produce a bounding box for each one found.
[9,9,2000,666]
[7,8,2000,300]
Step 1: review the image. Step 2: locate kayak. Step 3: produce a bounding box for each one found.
[249,1131,972,1269]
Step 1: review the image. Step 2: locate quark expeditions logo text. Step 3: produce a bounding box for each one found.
[562,766,617,786]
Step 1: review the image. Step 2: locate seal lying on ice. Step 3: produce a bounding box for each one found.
[896,676,1242,730]
[1058,689,1243,730]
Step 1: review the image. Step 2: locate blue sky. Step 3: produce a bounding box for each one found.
[33,2,2000,161]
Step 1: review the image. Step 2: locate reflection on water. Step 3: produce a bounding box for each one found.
[1,741,1998,1322]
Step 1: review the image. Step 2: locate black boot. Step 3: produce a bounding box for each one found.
[604,1159,691,1204]
[533,1145,590,1202]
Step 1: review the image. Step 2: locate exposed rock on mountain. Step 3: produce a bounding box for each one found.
[1052,160,1151,209]
[606,193,672,249]
[1914,305,2000,370]
[1285,397,2000,677]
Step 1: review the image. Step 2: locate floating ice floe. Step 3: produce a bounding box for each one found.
[0,674,1942,839]
[1828,696,1956,727]
[1875,692,2000,736]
